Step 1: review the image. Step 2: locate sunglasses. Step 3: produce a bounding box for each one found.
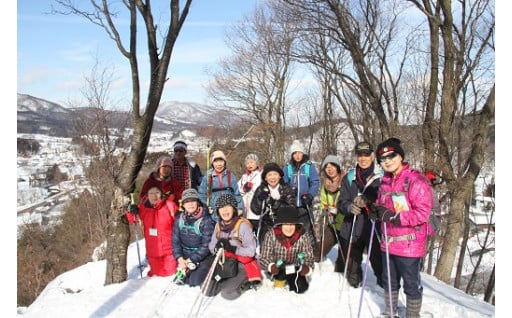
[379,152,398,163]
[174,149,185,153]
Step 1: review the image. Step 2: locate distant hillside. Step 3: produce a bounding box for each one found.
[17,94,226,137]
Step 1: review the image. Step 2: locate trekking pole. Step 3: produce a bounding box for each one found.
[131,193,143,279]
[340,214,357,297]
[304,204,318,243]
[383,222,395,318]
[357,219,376,318]
[329,217,346,264]
[320,212,326,262]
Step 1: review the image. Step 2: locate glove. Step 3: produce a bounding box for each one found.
[216,238,236,253]
[369,205,400,225]
[353,195,368,208]
[300,193,313,207]
[298,265,310,276]
[351,204,362,216]
[269,197,280,210]
[258,187,270,201]
[129,204,139,215]
[270,264,279,275]
[243,182,253,192]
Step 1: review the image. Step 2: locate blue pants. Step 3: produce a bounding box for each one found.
[381,253,423,299]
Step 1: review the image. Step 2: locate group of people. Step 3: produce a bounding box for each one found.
[125,138,435,318]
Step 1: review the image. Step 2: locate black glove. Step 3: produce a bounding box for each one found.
[129,204,139,215]
[369,204,400,225]
[269,197,280,210]
[216,238,236,253]
[258,187,270,201]
[243,182,253,192]
[300,193,313,207]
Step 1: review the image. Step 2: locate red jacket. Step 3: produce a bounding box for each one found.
[140,172,184,203]
[138,198,177,258]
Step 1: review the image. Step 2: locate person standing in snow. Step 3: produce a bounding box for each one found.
[337,141,383,288]
[314,155,346,267]
[369,137,433,318]
[172,188,215,286]
[198,150,243,222]
[237,153,263,232]
[127,185,178,277]
[259,205,315,294]
[250,162,297,245]
[206,194,262,300]
[282,140,320,245]
[170,140,203,191]
[140,155,184,204]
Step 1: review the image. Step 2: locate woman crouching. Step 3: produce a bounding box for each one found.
[206,194,262,299]
[259,206,315,293]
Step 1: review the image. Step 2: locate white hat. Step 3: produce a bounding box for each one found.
[289,140,305,154]
[244,153,259,163]
[210,150,227,164]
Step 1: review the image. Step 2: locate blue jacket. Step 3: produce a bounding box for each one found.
[282,155,320,207]
[198,168,244,222]
[172,206,216,264]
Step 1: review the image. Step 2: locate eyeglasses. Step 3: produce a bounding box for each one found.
[174,149,185,153]
[379,152,398,163]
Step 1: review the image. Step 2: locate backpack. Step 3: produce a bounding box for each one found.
[214,217,253,244]
[178,216,203,235]
[286,162,311,181]
[400,171,442,236]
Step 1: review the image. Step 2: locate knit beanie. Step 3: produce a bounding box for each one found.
[274,206,303,226]
[321,155,341,170]
[376,137,405,162]
[289,140,305,155]
[155,155,172,170]
[245,153,259,163]
[210,150,227,164]
[215,193,238,212]
[261,162,284,180]
[181,188,200,203]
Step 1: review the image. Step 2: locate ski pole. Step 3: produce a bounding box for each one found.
[304,204,318,243]
[357,219,376,318]
[340,214,357,297]
[383,222,395,318]
[329,217,346,264]
[130,194,144,279]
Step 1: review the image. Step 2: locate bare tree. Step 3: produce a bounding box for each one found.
[52,0,193,284]
[206,3,297,164]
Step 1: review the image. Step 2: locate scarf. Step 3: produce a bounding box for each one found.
[273,226,304,248]
[219,215,241,234]
[324,174,341,193]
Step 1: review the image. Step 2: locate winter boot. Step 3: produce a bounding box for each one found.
[383,290,399,317]
[273,279,286,288]
[406,297,422,318]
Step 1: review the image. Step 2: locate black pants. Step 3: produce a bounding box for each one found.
[340,231,382,287]
[275,267,309,294]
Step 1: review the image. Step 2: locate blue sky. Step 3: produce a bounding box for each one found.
[17,0,260,107]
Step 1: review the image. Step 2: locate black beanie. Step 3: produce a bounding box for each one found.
[274,206,303,226]
[262,162,284,180]
[376,137,405,162]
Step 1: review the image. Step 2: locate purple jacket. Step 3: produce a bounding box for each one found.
[376,163,433,258]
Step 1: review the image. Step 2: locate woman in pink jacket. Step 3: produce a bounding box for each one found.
[127,185,178,277]
[369,138,433,318]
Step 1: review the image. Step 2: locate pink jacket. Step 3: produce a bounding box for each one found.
[376,163,433,258]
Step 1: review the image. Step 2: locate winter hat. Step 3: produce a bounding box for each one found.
[289,140,305,155]
[244,153,259,163]
[156,155,172,170]
[261,162,284,180]
[181,188,200,203]
[376,137,405,162]
[321,155,342,170]
[173,140,187,151]
[210,150,227,164]
[355,141,374,156]
[274,206,303,226]
[215,193,238,212]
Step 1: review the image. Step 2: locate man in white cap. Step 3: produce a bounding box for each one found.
[171,140,203,190]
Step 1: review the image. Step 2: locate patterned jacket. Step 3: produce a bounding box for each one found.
[259,226,315,275]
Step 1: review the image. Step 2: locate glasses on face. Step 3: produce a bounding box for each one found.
[174,149,185,153]
[379,152,398,163]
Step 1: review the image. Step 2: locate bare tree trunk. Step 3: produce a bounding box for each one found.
[466,213,495,294]
[454,205,470,289]
[484,264,495,304]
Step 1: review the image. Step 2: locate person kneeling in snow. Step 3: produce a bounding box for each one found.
[207,194,262,300]
[259,206,315,294]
